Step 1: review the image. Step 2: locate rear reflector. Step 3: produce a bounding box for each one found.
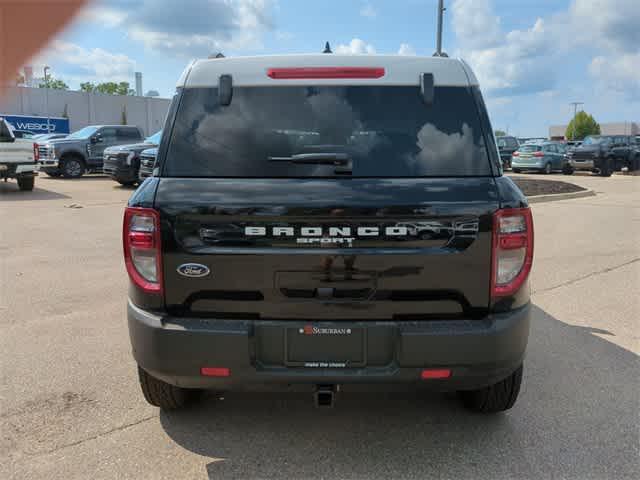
[267,67,385,79]
[200,367,231,377]
[421,369,451,379]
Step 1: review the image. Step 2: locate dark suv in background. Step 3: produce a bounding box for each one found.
[39,125,143,178]
[564,135,639,176]
[103,131,161,186]
[496,136,519,169]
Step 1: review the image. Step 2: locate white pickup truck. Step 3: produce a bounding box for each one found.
[0,117,37,191]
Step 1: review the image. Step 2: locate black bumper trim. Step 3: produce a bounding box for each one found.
[128,301,530,391]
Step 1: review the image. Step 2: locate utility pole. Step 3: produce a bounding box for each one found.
[433,0,447,57]
[569,102,583,140]
[44,66,51,134]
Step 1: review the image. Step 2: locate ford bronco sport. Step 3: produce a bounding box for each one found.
[125,54,533,413]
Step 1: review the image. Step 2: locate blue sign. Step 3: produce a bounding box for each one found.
[0,114,70,134]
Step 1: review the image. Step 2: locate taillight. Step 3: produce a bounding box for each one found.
[533,151,544,157]
[512,151,519,157]
[33,143,39,162]
[491,208,534,299]
[267,67,385,79]
[123,207,163,294]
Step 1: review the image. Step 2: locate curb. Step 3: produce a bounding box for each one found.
[527,189,595,204]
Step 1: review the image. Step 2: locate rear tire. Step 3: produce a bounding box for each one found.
[562,165,574,175]
[61,156,86,179]
[544,162,552,174]
[458,364,523,413]
[137,366,197,410]
[600,158,612,177]
[17,176,35,191]
[512,168,521,173]
[117,180,137,187]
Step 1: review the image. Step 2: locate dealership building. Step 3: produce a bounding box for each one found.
[549,122,639,140]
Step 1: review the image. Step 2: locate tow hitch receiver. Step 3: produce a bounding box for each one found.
[314,384,337,408]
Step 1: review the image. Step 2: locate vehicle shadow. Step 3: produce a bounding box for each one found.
[0,181,70,200]
[159,305,639,479]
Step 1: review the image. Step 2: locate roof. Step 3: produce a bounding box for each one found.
[178,54,478,88]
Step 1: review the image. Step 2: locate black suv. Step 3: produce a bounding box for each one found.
[496,135,519,169]
[125,55,533,413]
[564,135,639,175]
[103,131,161,186]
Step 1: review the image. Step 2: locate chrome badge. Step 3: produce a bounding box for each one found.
[177,263,210,278]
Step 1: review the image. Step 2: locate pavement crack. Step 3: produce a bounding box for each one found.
[24,414,158,457]
[533,258,640,294]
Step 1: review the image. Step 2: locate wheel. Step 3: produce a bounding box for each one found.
[61,156,86,178]
[562,165,574,175]
[44,170,61,177]
[117,180,137,187]
[544,162,552,174]
[17,176,35,191]
[512,168,521,173]
[600,158,612,177]
[137,366,198,410]
[458,364,523,413]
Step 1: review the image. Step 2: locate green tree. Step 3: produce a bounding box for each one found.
[39,76,69,90]
[565,111,600,140]
[494,130,507,137]
[80,82,96,92]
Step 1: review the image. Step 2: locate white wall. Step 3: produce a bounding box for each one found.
[0,86,171,135]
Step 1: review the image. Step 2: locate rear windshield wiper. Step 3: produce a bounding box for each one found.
[268,152,351,166]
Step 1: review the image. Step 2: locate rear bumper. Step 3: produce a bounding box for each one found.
[128,301,531,391]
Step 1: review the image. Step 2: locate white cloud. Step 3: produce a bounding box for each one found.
[83,0,275,57]
[32,40,136,83]
[336,38,376,55]
[589,53,640,99]
[451,0,640,97]
[397,43,416,56]
[275,30,294,41]
[360,3,377,19]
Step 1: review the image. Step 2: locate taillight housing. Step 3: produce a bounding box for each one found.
[491,208,534,299]
[33,143,39,162]
[123,207,163,294]
[512,151,519,157]
[533,151,544,157]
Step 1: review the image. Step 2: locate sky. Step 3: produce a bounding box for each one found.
[28,0,640,137]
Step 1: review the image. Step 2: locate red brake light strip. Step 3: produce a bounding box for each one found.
[267,67,385,79]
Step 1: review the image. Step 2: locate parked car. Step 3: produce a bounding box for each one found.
[125,54,533,414]
[0,118,38,191]
[32,133,68,141]
[103,130,161,186]
[38,125,143,178]
[496,135,519,169]
[511,141,566,173]
[137,147,158,181]
[564,135,638,176]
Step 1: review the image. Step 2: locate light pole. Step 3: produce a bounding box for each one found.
[433,0,447,57]
[44,66,51,134]
[569,102,583,140]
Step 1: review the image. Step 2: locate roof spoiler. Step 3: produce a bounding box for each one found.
[218,74,233,106]
[420,73,434,106]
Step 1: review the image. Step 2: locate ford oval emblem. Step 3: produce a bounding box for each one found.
[177,263,210,278]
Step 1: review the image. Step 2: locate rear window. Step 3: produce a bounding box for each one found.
[519,145,542,152]
[162,86,492,177]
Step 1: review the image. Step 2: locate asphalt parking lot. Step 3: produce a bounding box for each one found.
[1,173,638,479]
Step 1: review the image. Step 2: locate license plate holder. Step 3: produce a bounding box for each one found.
[284,325,366,368]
